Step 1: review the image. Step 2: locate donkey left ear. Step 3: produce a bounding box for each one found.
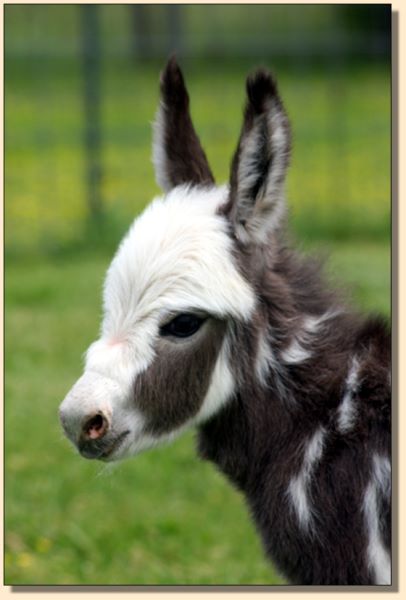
[152,57,215,193]
[226,69,291,245]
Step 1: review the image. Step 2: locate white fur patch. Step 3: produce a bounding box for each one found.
[287,426,326,531]
[102,185,255,346]
[281,310,338,365]
[337,356,360,433]
[99,184,255,389]
[255,329,274,386]
[254,328,288,398]
[303,309,340,334]
[61,185,256,458]
[85,325,156,391]
[59,371,125,443]
[281,338,312,365]
[194,335,235,424]
[152,104,171,192]
[363,454,391,585]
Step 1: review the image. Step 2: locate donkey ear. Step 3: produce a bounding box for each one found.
[226,69,291,245]
[152,57,215,192]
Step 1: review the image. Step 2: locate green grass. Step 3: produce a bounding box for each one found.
[4,254,277,585]
[5,239,389,585]
[5,5,390,584]
[5,57,390,256]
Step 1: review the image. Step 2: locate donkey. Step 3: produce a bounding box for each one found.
[59,58,391,585]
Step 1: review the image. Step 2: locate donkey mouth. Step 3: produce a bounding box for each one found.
[100,430,130,461]
[79,430,130,461]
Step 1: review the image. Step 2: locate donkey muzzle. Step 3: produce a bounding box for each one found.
[59,371,126,459]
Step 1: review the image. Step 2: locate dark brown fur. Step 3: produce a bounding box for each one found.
[62,59,390,585]
[224,70,291,232]
[198,246,390,584]
[150,60,391,584]
[191,63,390,584]
[159,57,215,189]
[134,319,226,434]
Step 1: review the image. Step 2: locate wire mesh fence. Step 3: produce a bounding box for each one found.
[5,4,391,257]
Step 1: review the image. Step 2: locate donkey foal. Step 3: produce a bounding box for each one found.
[59,58,391,585]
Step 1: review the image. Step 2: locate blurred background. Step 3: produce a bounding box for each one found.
[5,4,391,585]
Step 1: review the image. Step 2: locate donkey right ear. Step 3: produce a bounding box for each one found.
[152,57,215,193]
[225,69,291,246]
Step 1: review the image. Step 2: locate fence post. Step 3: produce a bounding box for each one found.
[81,4,103,225]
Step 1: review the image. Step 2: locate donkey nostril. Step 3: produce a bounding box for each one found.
[82,412,108,440]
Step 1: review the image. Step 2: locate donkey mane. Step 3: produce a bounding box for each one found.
[60,57,391,586]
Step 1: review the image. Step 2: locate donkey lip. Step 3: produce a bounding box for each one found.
[78,431,130,461]
[99,430,130,461]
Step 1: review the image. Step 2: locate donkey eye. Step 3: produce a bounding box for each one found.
[160,314,205,338]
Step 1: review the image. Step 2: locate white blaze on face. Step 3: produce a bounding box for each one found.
[60,184,256,460]
[103,185,254,337]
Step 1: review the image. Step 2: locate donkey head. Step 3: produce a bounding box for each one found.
[59,58,291,462]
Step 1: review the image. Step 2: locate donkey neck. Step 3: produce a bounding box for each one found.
[196,245,356,492]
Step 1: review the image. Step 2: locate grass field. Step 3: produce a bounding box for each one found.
[6,58,390,256]
[5,6,390,584]
[5,238,389,585]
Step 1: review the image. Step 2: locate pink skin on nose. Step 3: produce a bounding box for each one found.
[84,414,108,440]
[88,426,102,440]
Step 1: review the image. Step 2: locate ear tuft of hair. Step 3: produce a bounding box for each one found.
[246,69,279,115]
[160,55,189,110]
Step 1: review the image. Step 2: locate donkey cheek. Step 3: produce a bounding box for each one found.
[134,322,227,435]
[134,359,215,435]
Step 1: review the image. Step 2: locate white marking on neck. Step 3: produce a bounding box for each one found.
[281,309,339,365]
[255,330,272,386]
[254,328,289,400]
[304,309,340,333]
[287,426,326,531]
[255,328,284,387]
[337,356,360,433]
[281,338,312,365]
[363,454,391,585]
